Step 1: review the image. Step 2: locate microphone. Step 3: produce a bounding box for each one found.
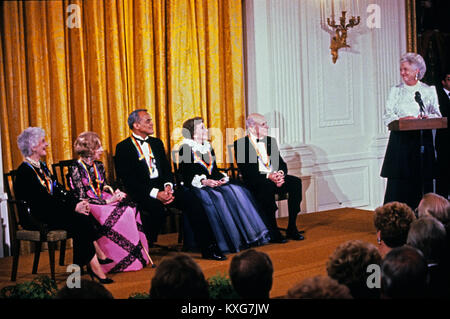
[414,91,425,115]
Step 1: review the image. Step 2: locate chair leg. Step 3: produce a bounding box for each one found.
[32,241,42,274]
[48,242,56,281]
[11,240,21,281]
[59,240,66,266]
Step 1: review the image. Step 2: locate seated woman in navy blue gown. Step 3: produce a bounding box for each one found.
[178,117,270,254]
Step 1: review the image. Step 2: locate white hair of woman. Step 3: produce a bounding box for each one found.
[17,127,46,157]
[400,52,427,80]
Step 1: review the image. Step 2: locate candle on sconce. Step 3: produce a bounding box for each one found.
[331,0,335,19]
[320,0,324,26]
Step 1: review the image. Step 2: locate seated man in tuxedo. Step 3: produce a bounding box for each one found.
[234,113,304,243]
[115,109,226,260]
[436,71,449,199]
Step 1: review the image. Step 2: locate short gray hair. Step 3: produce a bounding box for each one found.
[245,117,256,129]
[400,53,427,80]
[127,109,148,130]
[17,127,46,157]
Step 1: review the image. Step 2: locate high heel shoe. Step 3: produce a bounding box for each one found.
[98,257,114,265]
[87,267,114,284]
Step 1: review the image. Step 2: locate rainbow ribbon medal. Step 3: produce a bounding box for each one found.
[25,161,53,194]
[131,135,156,176]
[193,150,214,175]
[249,138,272,171]
[78,160,103,199]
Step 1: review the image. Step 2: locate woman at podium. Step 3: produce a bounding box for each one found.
[381,52,442,210]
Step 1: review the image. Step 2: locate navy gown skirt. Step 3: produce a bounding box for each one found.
[191,183,270,254]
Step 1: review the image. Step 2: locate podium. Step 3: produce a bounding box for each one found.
[388,117,447,131]
[388,117,448,197]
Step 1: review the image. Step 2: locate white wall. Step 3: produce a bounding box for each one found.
[244,0,407,214]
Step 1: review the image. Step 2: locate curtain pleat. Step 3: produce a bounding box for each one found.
[0,0,245,176]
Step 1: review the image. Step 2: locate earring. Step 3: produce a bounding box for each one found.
[377,237,381,245]
[415,73,418,81]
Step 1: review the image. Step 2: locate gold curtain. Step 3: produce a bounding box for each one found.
[0,0,245,177]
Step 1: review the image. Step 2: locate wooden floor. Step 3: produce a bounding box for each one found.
[0,207,377,299]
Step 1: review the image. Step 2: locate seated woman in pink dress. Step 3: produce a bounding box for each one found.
[68,131,150,273]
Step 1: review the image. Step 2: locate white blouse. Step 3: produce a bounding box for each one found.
[182,138,229,188]
[383,81,442,127]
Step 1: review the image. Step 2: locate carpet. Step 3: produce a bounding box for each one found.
[0,207,377,298]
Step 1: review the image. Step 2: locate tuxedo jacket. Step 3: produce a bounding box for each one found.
[233,136,287,187]
[436,86,449,149]
[114,136,174,208]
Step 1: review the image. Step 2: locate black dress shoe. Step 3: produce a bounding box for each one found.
[202,250,227,261]
[202,245,227,261]
[87,267,114,284]
[269,234,288,244]
[98,257,114,265]
[286,231,305,241]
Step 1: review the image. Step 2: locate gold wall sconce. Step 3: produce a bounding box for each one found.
[327,11,360,63]
[321,1,361,64]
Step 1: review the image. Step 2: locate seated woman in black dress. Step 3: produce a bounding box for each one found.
[178,117,270,254]
[14,127,113,284]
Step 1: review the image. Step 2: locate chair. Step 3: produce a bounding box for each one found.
[4,170,70,281]
[51,159,77,190]
[170,149,187,245]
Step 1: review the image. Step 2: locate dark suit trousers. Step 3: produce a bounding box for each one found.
[248,174,302,236]
[137,199,167,244]
[435,133,449,198]
[137,188,216,250]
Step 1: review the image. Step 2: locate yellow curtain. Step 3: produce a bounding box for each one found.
[0,0,245,177]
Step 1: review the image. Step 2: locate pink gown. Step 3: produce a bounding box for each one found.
[68,160,149,273]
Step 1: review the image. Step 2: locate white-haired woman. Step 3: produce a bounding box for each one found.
[14,127,113,284]
[381,53,442,210]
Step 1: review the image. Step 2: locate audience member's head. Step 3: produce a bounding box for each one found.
[326,240,382,299]
[417,193,450,226]
[407,216,450,298]
[381,245,428,299]
[229,249,273,299]
[374,202,416,257]
[149,253,209,299]
[286,276,353,299]
[55,279,114,299]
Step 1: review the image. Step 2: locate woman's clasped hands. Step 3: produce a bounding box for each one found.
[201,178,228,188]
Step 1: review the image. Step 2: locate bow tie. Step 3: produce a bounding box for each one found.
[136,137,150,145]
